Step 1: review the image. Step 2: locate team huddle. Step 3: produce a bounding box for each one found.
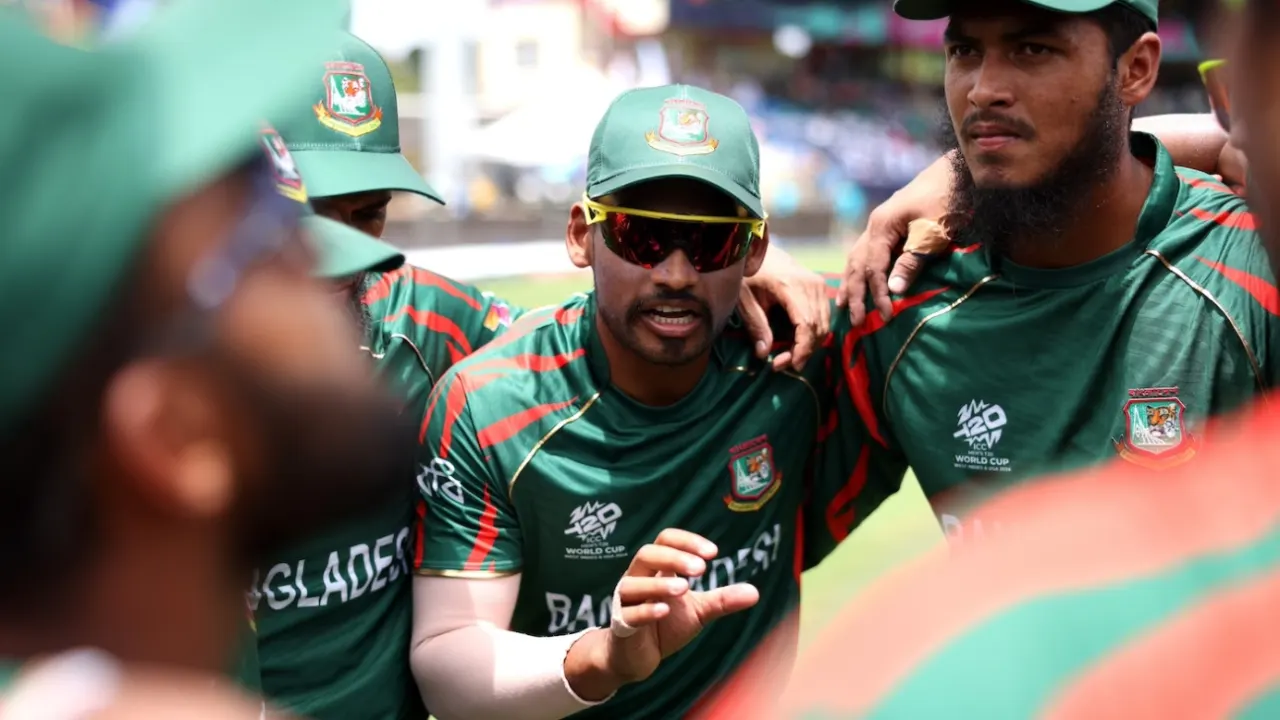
[5,0,1280,717]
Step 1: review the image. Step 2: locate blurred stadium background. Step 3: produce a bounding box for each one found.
[31,0,1216,644]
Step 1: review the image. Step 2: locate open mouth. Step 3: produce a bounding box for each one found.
[643,305,699,326]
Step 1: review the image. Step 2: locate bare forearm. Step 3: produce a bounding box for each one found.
[411,625,611,720]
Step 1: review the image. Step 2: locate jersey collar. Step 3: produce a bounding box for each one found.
[994,131,1180,289]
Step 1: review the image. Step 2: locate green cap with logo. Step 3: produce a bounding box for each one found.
[259,124,404,278]
[0,0,349,435]
[893,0,1158,26]
[587,84,764,219]
[278,31,443,203]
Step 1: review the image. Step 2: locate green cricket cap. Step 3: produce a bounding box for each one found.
[259,125,404,279]
[893,0,1159,27]
[586,84,764,219]
[0,0,348,435]
[279,31,443,203]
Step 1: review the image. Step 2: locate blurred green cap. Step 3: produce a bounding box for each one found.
[0,0,349,435]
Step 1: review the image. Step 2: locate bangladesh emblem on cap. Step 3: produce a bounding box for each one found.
[646,98,718,157]
[258,124,307,203]
[725,435,781,512]
[1116,386,1196,469]
[312,61,383,138]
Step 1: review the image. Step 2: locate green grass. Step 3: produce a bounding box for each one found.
[473,243,942,648]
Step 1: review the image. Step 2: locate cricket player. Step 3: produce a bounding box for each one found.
[777,4,1280,715]
[407,84,868,720]
[0,0,412,715]
[249,33,836,720]
[806,0,1280,555]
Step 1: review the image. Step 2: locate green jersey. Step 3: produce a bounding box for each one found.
[249,265,518,720]
[785,395,1280,719]
[816,134,1279,552]
[414,294,865,719]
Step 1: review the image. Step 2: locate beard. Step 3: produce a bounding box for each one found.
[212,351,417,569]
[345,271,374,338]
[944,79,1130,258]
[594,271,725,367]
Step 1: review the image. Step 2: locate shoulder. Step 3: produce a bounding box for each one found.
[430,294,593,420]
[1154,171,1276,319]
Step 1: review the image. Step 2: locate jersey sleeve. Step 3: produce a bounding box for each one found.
[362,266,526,372]
[414,372,523,576]
[802,311,910,570]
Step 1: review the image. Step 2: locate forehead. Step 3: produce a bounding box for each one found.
[946,1,1092,40]
[612,178,740,215]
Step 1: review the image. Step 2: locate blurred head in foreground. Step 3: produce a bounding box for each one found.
[0,0,411,678]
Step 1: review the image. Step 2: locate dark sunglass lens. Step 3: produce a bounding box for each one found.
[602,213,750,272]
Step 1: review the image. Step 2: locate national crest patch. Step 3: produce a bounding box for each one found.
[258,124,306,203]
[1116,386,1196,469]
[312,61,383,137]
[725,435,780,512]
[645,98,718,157]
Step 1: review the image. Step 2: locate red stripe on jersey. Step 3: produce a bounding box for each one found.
[843,344,885,447]
[1177,173,1234,195]
[555,306,586,325]
[1196,256,1280,316]
[434,380,469,454]
[1185,206,1257,230]
[477,397,579,450]
[455,306,562,362]
[467,349,587,379]
[463,485,500,570]
[826,445,870,544]
[1043,566,1280,720]
[383,307,475,357]
[413,499,427,568]
[364,266,484,311]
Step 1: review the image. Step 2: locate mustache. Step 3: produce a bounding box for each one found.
[960,112,1037,140]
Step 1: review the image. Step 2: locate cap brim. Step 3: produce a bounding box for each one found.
[129,0,349,202]
[292,150,445,203]
[302,215,405,279]
[588,164,765,219]
[893,0,1116,20]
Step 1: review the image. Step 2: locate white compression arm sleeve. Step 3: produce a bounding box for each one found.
[410,574,613,720]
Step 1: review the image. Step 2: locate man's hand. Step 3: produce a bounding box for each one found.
[740,245,830,371]
[838,151,956,326]
[564,530,760,700]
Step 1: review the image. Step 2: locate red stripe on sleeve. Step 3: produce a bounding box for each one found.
[413,499,427,568]
[1186,207,1257,230]
[463,485,500,570]
[383,307,475,356]
[1196,256,1280,316]
[477,397,579,450]
[436,380,469,455]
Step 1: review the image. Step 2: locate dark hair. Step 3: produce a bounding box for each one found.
[0,270,149,614]
[1086,2,1157,65]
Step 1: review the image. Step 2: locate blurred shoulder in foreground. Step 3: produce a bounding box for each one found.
[780,393,1280,719]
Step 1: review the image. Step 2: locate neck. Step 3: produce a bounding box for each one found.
[1006,152,1154,269]
[595,313,710,406]
[0,515,237,672]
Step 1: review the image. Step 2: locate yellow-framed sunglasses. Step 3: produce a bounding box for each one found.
[1198,58,1231,133]
[582,193,767,272]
